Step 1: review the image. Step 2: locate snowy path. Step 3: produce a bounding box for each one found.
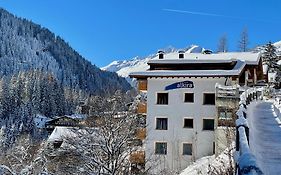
[247,101,281,175]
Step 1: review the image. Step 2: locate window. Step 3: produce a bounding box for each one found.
[213,142,216,154]
[219,111,233,120]
[155,142,167,155]
[156,118,168,130]
[159,53,164,59]
[203,93,215,105]
[183,143,192,155]
[179,53,184,58]
[184,93,194,103]
[203,119,214,130]
[157,93,168,105]
[183,118,193,128]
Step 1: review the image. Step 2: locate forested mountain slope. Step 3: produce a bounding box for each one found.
[0,8,131,148]
[0,8,131,95]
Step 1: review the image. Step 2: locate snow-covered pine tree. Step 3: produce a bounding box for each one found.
[262,42,281,87]
[262,41,279,69]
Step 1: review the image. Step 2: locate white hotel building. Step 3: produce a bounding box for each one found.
[130,51,263,173]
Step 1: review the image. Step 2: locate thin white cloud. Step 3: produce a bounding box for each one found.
[162,8,279,23]
[163,8,225,17]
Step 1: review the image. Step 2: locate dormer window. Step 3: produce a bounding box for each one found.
[178,50,185,59]
[158,50,164,59]
[202,50,213,54]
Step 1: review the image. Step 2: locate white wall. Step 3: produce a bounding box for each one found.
[145,77,226,174]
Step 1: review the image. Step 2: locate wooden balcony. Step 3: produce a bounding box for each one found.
[215,84,240,108]
[136,128,146,140]
[129,151,145,164]
[218,119,236,127]
[138,80,147,91]
[137,102,147,114]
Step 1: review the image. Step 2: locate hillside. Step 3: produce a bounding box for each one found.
[0,8,131,95]
[0,8,132,148]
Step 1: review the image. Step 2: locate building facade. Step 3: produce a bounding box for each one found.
[130,51,263,173]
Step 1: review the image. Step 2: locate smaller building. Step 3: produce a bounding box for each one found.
[34,114,51,129]
[45,115,84,133]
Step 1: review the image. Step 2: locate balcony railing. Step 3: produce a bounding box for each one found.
[136,128,146,140]
[129,151,145,164]
[137,102,147,114]
[216,84,240,98]
[215,84,240,108]
[138,80,147,91]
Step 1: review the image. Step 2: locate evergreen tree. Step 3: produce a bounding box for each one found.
[262,41,279,69]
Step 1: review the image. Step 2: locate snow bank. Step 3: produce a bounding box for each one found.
[180,156,214,175]
[180,145,234,175]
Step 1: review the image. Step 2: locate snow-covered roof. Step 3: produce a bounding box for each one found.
[149,52,261,65]
[148,59,236,65]
[48,126,97,142]
[130,60,246,78]
[129,52,262,78]
[65,114,87,120]
[48,126,76,142]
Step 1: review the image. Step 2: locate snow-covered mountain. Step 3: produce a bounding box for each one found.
[0,8,131,96]
[0,8,132,148]
[102,45,205,85]
[273,40,281,53]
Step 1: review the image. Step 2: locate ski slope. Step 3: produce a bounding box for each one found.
[247,100,281,175]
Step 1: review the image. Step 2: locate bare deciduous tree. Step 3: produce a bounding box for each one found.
[44,91,142,175]
[218,34,228,53]
[0,134,43,174]
[238,28,249,52]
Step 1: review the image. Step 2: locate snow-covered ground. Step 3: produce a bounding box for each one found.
[247,100,281,175]
[180,145,234,175]
[180,156,215,175]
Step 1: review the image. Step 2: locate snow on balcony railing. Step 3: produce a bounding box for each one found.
[235,88,263,175]
[215,84,240,98]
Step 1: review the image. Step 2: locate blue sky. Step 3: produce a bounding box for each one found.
[0,0,280,67]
